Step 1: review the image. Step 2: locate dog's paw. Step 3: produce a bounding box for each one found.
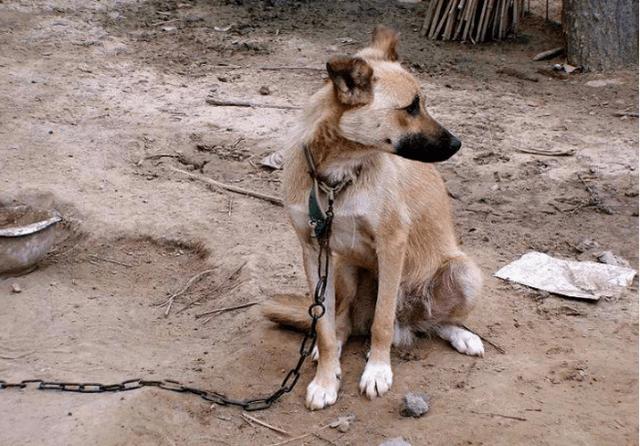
[359,361,393,400]
[437,325,484,357]
[306,375,340,410]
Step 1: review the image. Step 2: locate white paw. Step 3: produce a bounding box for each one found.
[306,375,340,410]
[445,327,484,357]
[359,361,393,400]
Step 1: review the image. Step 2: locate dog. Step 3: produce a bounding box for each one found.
[263,25,483,410]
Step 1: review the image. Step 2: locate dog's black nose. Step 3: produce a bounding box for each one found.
[449,135,462,152]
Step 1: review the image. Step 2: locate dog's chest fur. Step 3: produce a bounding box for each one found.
[288,179,379,268]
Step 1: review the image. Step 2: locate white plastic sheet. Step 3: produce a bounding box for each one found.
[494,251,637,300]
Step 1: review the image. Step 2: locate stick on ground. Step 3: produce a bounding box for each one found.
[242,413,290,436]
[177,261,247,314]
[196,301,259,323]
[470,409,527,421]
[515,147,575,156]
[158,268,218,317]
[532,46,564,61]
[205,98,301,110]
[169,166,283,207]
[462,324,506,354]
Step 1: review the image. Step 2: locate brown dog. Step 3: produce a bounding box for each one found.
[264,25,483,410]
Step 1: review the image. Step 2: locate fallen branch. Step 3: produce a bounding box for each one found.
[169,166,283,207]
[532,46,564,61]
[177,261,247,314]
[242,413,290,436]
[470,409,527,421]
[196,301,259,322]
[0,351,35,360]
[257,66,324,71]
[157,268,218,317]
[461,324,506,354]
[205,98,301,110]
[265,422,333,446]
[497,67,539,82]
[515,147,575,157]
[613,111,639,118]
[88,255,134,268]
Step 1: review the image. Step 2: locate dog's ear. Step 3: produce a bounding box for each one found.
[370,25,400,61]
[326,56,373,106]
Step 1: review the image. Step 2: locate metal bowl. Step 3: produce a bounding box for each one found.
[0,205,62,276]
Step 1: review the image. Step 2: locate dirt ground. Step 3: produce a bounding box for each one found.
[1,0,638,445]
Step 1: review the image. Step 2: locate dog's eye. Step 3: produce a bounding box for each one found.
[403,95,420,117]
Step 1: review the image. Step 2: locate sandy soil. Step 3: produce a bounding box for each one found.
[0,0,638,445]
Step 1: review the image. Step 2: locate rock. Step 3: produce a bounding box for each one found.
[379,437,412,446]
[11,283,22,293]
[586,79,622,88]
[596,251,631,267]
[258,85,271,96]
[329,414,355,433]
[400,392,430,418]
[575,238,599,253]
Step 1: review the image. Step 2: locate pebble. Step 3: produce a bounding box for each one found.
[11,283,22,293]
[596,251,631,267]
[259,85,271,95]
[379,437,411,446]
[400,392,430,418]
[329,414,355,433]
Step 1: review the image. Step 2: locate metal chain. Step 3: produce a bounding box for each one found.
[0,201,334,412]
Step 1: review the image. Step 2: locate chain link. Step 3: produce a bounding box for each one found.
[0,200,334,412]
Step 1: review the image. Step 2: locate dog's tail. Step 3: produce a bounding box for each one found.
[262,293,311,332]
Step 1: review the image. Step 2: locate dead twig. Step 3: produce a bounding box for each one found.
[461,324,506,354]
[470,409,527,421]
[0,351,35,360]
[169,166,283,207]
[177,261,247,314]
[157,268,218,317]
[151,18,181,27]
[515,147,575,157]
[265,423,333,446]
[577,173,614,215]
[532,46,564,61]
[88,254,134,268]
[613,111,639,118]
[197,301,259,323]
[242,413,290,436]
[257,66,324,71]
[205,98,301,110]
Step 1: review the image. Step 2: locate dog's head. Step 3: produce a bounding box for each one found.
[326,25,461,163]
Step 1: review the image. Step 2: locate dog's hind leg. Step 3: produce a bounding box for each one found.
[429,255,484,357]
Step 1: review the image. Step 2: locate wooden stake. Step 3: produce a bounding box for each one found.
[475,0,489,42]
[428,0,445,38]
[421,0,438,36]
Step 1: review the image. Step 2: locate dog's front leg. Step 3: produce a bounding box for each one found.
[359,234,406,399]
[301,242,341,410]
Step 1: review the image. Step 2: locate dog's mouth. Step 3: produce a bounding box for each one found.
[393,132,461,163]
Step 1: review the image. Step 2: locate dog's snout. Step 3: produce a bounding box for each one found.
[449,134,461,152]
[393,129,462,164]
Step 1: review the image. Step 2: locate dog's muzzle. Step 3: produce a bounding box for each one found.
[394,131,461,163]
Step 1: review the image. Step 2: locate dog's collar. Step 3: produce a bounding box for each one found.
[303,144,355,239]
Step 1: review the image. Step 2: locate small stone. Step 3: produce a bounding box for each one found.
[258,85,271,95]
[11,283,22,293]
[596,251,631,267]
[575,238,599,253]
[400,392,430,418]
[379,437,412,446]
[329,414,355,433]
